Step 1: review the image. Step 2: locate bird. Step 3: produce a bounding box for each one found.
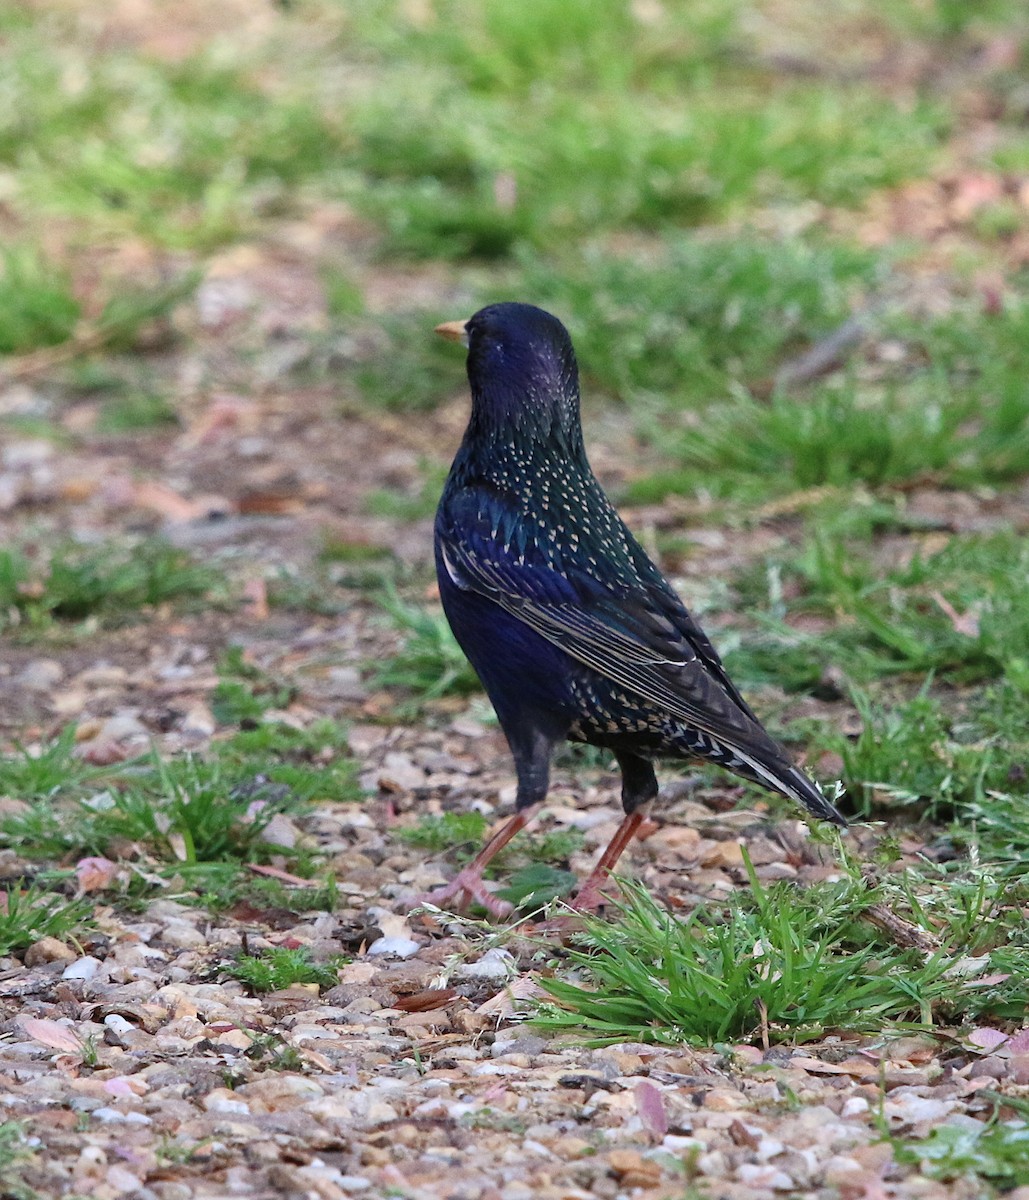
[426,302,845,917]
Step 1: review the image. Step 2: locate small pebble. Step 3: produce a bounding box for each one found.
[92,1108,151,1125]
[367,936,420,958]
[62,956,103,981]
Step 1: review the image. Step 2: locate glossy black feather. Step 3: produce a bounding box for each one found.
[436,303,845,826]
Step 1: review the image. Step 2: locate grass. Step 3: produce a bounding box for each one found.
[96,389,179,434]
[0,246,79,354]
[517,237,878,404]
[0,722,360,885]
[343,1,946,258]
[212,646,296,726]
[813,683,1029,825]
[720,521,1029,693]
[397,811,490,855]
[536,856,1029,1046]
[0,885,91,956]
[0,1122,34,1200]
[398,812,584,867]
[0,538,217,632]
[0,250,198,362]
[225,945,345,994]
[365,462,448,519]
[1,25,347,252]
[628,295,1029,504]
[216,720,363,805]
[354,321,468,412]
[0,725,109,801]
[897,1119,1029,1188]
[346,233,877,413]
[372,591,481,715]
[0,1,956,267]
[192,872,340,917]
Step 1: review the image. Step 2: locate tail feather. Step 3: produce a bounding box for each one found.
[735,750,847,826]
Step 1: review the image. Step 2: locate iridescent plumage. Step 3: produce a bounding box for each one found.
[428,303,844,915]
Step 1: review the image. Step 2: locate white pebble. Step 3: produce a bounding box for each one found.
[456,947,515,981]
[206,1097,250,1115]
[62,956,103,981]
[367,936,421,958]
[92,1108,151,1125]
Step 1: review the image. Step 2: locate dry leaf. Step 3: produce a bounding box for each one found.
[1007,1028,1029,1054]
[103,1075,149,1097]
[19,1017,83,1055]
[393,987,458,1012]
[968,1027,1009,1051]
[475,973,548,1019]
[167,833,189,861]
[634,1080,669,1141]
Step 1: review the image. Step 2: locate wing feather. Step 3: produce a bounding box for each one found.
[439,498,769,754]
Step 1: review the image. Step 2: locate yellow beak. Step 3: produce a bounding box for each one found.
[434,319,470,345]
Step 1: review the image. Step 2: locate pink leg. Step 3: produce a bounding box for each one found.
[570,808,649,914]
[417,804,540,918]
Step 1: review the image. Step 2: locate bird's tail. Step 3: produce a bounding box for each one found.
[735,749,847,827]
[667,724,847,826]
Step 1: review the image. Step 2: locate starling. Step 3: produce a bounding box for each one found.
[428,302,844,916]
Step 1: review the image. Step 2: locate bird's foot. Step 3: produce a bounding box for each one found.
[521,878,622,938]
[417,869,514,919]
[569,876,621,915]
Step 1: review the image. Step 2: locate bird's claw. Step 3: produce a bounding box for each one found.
[418,870,514,919]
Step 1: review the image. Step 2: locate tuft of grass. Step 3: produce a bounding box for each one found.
[2,27,347,251]
[365,462,448,521]
[723,525,1029,694]
[96,389,179,434]
[398,813,583,903]
[321,265,365,320]
[896,1120,1029,1188]
[639,380,965,502]
[216,719,363,805]
[0,538,216,632]
[631,297,1029,504]
[193,872,339,917]
[0,246,80,354]
[0,725,111,801]
[0,715,362,885]
[0,1121,34,1200]
[397,811,489,854]
[354,315,468,411]
[243,1030,307,1072]
[225,945,345,994]
[0,885,91,956]
[496,863,578,909]
[1,749,301,868]
[372,592,481,715]
[535,861,1028,1046]
[813,682,1029,824]
[211,646,296,727]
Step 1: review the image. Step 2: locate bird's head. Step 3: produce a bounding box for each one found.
[436,303,583,449]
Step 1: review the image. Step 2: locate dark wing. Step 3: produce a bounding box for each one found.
[438,487,844,824]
